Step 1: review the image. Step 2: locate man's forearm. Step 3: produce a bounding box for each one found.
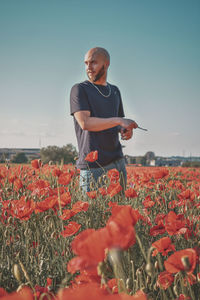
[83,117,122,131]
[74,111,137,132]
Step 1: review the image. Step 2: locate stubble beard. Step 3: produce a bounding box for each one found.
[88,65,105,83]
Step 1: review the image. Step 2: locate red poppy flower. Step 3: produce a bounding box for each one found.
[27,179,50,196]
[52,168,63,177]
[106,278,118,294]
[0,286,33,300]
[8,174,17,184]
[106,206,137,250]
[86,191,97,199]
[61,221,81,237]
[67,256,90,274]
[156,271,174,290]
[107,182,122,197]
[164,248,197,274]
[72,201,89,213]
[108,205,139,227]
[59,209,75,220]
[142,195,155,208]
[56,282,114,300]
[107,169,119,183]
[72,227,110,265]
[98,187,107,196]
[125,187,138,198]
[121,290,148,299]
[106,221,136,250]
[150,223,166,236]
[31,159,41,169]
[34,195,58,213]
[11,197,34,221]
[164,211,187,236]
[13,178,23,191]
[71,270,100,287]
[58,172,72,185]
[85,150,98,162]
[176,294,191,300]
[59,191,71,206]
[152,237,175,256]
[178,189,195,201]
[0,288,8,297]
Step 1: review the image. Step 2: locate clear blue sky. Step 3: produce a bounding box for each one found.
[0,0,199,157]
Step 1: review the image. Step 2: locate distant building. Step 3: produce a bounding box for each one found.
[125,153,200,167]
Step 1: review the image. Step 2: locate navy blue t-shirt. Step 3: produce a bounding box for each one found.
[70,80,125,169]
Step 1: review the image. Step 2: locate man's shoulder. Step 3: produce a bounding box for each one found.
[71,81,90,90]
[108,83,121,95]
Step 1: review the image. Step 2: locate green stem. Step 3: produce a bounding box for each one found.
[136,234,147,262]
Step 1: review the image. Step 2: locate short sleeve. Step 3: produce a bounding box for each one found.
[117,88,125,117]
[70,84,91,115]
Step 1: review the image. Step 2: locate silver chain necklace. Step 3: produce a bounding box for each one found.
[90,81,111,98]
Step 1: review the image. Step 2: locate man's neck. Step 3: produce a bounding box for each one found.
[89,78,107,86]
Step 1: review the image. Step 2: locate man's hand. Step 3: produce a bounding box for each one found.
[119,119,138,140]
[120,118,138,130]
[120,127,133,140]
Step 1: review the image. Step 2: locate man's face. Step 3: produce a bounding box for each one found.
[84,51,108,83]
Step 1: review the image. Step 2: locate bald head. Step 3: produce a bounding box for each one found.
[86,47,110,63]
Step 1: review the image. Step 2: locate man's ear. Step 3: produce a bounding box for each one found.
[105,60,110,69]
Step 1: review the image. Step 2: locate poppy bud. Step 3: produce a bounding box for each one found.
[154,260,159,270]
[153,283,158,291]
[126,278,132,290]
[145,263,154,277]
[4,228,8,237]
[44,215,51,222]
[103,174,110,185]
[13,264,22,282]
[98,176,103,184]
[7,216,13,224]
[51,231,57,239]
[90,181,95,189]
[173,285,179,297]
[181,255,191,272]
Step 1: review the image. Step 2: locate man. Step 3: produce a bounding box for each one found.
[70,47,138,192]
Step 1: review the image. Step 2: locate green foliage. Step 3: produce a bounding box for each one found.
[40,144,78,164]
[11,152,28,164]
[182,161,200,168]
[0,152,9,163]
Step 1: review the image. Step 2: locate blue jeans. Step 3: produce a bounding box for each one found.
[79,157,127,193]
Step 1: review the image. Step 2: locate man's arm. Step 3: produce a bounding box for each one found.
[74,111,138,132]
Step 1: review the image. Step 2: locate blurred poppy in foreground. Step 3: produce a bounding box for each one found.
[0,287,33,300]
[56,282,147,300]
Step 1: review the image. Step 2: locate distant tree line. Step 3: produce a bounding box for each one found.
[0,152,28,164]
[0,144,78,165]
[182,161,200,168]
[40,144,78,164]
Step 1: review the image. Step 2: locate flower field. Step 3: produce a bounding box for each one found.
[0,160,200,299]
